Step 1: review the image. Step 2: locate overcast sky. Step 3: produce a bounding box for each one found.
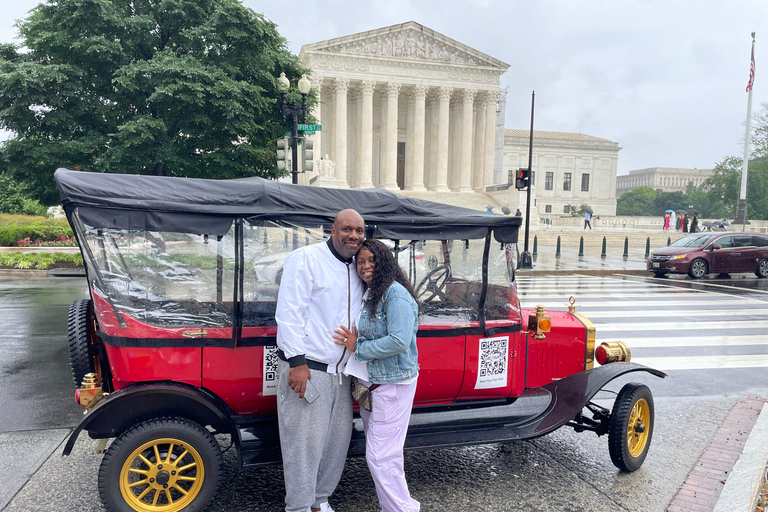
[1,0,766,175]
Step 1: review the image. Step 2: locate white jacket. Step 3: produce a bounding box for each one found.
[276,240,364,374]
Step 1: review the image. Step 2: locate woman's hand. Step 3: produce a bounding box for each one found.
[333,325,358,351]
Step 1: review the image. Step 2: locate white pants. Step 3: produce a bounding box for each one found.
[360,379,420,512]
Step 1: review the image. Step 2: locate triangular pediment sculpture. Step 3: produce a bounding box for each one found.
[301,21,509,70]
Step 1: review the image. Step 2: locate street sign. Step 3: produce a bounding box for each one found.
[298,123,321,132]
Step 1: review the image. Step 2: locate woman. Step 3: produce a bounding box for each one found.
[333,239,420,512]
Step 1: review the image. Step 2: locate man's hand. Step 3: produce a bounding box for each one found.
[287,364,311,399]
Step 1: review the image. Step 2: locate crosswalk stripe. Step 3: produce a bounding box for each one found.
[596,320,768,331]
[631,355,768,371]
[519,290,709,300]
[599,335,768,348]
[565,308,768,319]
[522,299,754,308]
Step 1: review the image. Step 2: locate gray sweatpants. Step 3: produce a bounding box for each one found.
[277,359,353,512]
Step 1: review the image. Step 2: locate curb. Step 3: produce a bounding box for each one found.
[713,401,768,512]
[667,396,768,512]
[516,269,649,276]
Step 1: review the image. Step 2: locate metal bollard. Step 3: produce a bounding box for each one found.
[645,237,650,258]
[623,237,629,258]
[667,237,671,246]
[578,236,584,257]
[556,236,561,257]
[533,235,538,256]
[601,237,607,258]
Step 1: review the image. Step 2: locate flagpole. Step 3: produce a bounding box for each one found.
[735,32,756,229]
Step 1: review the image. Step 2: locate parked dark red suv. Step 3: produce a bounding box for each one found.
[647,232,768,279]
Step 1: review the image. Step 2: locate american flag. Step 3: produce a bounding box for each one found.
[746,44,755,92]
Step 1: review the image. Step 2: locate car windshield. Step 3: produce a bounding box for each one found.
[668,234,715,248]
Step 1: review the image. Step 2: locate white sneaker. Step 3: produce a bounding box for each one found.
[307,504,335,512]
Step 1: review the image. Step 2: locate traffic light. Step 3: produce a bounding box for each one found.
[515,168,530,190]
[302,139,314,172]
[276,139,288,172]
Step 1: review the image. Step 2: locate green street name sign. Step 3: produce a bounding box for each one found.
[298,123,321,132]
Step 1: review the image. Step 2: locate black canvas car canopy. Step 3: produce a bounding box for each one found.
[55,168,521,242]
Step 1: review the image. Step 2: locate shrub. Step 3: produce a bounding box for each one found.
[0,224,75,246]
[0,251,83,269]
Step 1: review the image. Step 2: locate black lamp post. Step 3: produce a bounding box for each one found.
[277,72,311,184]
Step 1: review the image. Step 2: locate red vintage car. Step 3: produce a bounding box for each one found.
[56,168,664,512]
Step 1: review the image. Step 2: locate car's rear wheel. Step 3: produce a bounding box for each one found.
[67,299,101,387]
[609,383,654,472]
[688,258,708,279]
[756,259,768,279]
[653,272,666,278]
[98,417,222,512]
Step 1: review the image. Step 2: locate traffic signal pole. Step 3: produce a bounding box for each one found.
[519,91,535,269]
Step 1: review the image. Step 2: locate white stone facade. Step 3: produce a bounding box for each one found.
[298,22,509,192]
[499,130,621,217]
[616,167,714,197]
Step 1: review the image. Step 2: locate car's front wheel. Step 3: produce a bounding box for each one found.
[608,383,654,472]
[653,271,666,278]
[756,258,768,279]
[98,417,222,512]
[67,299,101,387]
[688,258,708,279]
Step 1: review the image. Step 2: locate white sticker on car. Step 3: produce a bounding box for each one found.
[475,336,509,389]
[263,346,279,396]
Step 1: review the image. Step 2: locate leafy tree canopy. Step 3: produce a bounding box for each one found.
[0,0,305,204]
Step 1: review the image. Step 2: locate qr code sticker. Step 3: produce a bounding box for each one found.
[475,336,509,390]
[263,346,279,396]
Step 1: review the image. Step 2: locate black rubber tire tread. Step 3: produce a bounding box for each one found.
[98,417,223,512]
[608,382,654,472]
[756,258,768,278]
[687,258,708,279]
[67,299,96,387]
[653,272,666,278]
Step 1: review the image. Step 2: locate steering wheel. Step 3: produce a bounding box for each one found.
[416,265,450,303]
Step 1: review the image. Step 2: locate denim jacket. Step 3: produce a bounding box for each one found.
[354,281,419,384]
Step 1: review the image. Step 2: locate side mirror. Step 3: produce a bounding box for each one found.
[712,245,723,250]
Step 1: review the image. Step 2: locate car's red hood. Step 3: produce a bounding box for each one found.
[650,246,702,256]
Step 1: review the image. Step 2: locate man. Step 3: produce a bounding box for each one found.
[584,210,592,230]
[275,209,366,512]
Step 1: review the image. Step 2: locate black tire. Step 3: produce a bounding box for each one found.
[756,259,768,279]
[67,299,99,387]
[653,272,666,278]
[609,383,654,472]
[98,417,222,512]
[687,258,708,279]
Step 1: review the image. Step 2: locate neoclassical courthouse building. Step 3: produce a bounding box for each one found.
[296,22,620,217]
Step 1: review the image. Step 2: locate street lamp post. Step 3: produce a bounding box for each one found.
[277,72,311,184]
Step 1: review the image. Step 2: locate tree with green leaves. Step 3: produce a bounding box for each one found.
[0,0,305,205]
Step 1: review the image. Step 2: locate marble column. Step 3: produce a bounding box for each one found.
[472,94,487,192]
[426,93,439,190]
[334,78,350,187]
[459,89,476,193]
[408,85,428,191]
[358,80,375,189]
[483,91,498,189]
[405,90,415,191]
[435,86,452,192]
[308,74,323,178]
[382,82,401,190]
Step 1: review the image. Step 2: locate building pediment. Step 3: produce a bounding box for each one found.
[300,21,509,71]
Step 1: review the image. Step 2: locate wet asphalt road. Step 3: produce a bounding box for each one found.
[0,274,765,511]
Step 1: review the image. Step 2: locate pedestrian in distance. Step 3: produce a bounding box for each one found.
[689,214,698,234]
[515,208,522,217]
[334,239,421,512]
[683,214,689,233]
[584,209,592,230]
[675,215,682,231]
[501,206,511,215]
[275,209,366,512]
[663,213,670,230]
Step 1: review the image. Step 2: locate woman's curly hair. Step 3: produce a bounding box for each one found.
[357,239,419,315]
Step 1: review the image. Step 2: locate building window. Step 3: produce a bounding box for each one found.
[545,172,553,190]
[545,205,552,213]
[581,174,590,191]
[563,205,570,214]
[563,173,572,191]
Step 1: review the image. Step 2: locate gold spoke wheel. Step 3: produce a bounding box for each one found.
[120,438,204,512]
[608,383,655,472]
[99,418,222,512]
